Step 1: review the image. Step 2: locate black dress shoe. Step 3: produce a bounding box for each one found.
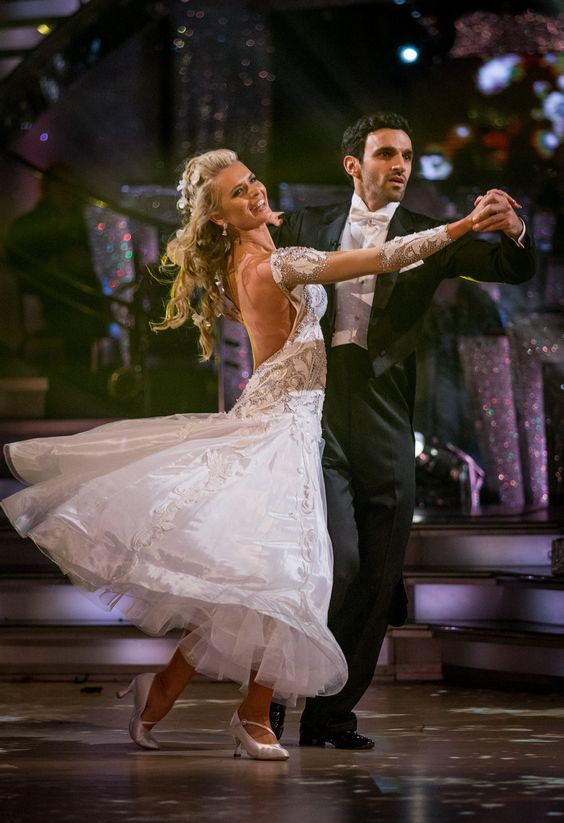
[269,702,286,740]
[299,729,375,749]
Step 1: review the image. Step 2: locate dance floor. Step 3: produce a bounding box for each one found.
[1,679,563,822]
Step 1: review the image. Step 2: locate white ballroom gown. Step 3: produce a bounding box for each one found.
[1,228,453,704]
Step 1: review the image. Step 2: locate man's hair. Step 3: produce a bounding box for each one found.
[341,112,413,160]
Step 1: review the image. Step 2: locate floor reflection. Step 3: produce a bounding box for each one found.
[1,680,563,822]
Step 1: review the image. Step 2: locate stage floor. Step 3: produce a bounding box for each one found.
[1,680,563,822]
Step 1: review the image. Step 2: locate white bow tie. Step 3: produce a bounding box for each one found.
[349,206,391,230]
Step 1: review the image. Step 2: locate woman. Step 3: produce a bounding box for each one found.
[1,149,488,760]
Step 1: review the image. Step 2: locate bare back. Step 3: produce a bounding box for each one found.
[229,247,296,369]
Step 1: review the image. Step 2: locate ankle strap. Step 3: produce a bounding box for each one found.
[240,719,272,734]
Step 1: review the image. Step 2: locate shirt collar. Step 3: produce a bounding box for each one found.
[348,193,400,222]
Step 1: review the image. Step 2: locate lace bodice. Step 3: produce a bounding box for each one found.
[230,249,328,423]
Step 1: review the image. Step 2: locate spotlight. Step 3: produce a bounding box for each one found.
[398,44,420,64]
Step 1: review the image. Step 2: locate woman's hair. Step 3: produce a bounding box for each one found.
[151,148,238,361]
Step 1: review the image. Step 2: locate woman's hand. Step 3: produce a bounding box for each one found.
[266,210,284,227]
[447,189,523,242]
[471,189,524,238]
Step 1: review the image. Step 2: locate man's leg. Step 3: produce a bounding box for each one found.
[299,471,414,742]
[300,348,415,746]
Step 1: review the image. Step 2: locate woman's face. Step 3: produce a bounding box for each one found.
[211,161,273,230]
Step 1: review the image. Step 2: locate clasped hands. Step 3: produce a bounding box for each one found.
[471,188,524,240]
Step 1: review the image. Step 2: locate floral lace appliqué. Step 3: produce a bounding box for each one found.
[270,247,330,291]
[230,283,327,421]
[376,225,452,272]
[132,446,251,551]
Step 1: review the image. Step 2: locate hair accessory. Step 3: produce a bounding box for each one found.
[176,166,201,211]
[176,180,188,211]
[192,313,209,329]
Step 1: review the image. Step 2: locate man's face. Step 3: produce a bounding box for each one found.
[345,128,413,210]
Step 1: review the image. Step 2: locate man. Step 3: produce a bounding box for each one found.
[270,111,535,749]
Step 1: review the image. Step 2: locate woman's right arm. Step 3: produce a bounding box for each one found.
[268,215,476,291]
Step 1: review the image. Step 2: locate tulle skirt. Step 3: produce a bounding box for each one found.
[1,409,347,704]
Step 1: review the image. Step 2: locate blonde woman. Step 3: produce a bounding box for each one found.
[2,149,493,761]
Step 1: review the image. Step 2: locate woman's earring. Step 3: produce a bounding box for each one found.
[222,223,227,236]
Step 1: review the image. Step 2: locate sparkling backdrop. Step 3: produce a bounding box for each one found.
[170,1,273,407]
[543,362,564,504]
[171,1,273,170]
[218,318,253,413]
[84,205,136,366]
[84,206,136,298]
[509,316,564,506]
[449,10,564,58]
[458,336,524,508]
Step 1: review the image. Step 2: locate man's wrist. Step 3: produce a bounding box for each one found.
[506,217,526,247]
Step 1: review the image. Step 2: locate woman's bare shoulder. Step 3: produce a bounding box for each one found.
[234,248,276,290]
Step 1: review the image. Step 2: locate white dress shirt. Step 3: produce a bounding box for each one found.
[332,194,400,350]
[331,196,527,350]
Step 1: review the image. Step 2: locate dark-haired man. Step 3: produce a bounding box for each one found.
[271,111,535,749]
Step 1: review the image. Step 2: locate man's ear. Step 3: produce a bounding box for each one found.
[343,155,361,179]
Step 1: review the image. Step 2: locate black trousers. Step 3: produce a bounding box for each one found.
[300,345,415,733]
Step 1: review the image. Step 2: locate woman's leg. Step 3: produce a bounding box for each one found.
[237,672,277,744]
[141,648,195,726]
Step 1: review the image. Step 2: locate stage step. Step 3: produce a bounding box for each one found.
[405,521,559,568]
[433,621,564,688]
[0,625,179,680]
[395,518,564,684]
[405,573,564,627]
[382,620,564,689]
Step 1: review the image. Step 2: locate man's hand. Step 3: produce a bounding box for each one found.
[472,189,524,240]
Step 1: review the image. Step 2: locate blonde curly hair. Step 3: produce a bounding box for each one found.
[151,148,239,361]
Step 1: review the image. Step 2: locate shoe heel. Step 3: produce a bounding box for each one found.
[116,680,134,700]
[116,674,160,750]
[229,711,289,761]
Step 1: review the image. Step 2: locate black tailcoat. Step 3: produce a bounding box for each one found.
[274,201,535,733]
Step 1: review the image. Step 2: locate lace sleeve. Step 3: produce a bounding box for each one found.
[376,225,452,272]
[269,226,453,290]
[270,247,330,292]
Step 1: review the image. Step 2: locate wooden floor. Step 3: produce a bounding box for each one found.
[1,679,563,822]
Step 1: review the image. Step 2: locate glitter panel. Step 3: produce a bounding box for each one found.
[84,205,136,296]
[545,258,564,309]
[543,362,564,504]
[218,317,252,412]
[508,315,564,506]
[119,184,177,261]
[84,204,136,366]
[458,336,524,507]
[171,2,273,170]
[170,3,272,407]
[450,10,564,58]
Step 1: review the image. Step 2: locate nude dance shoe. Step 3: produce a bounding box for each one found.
[229,711,289,760]
[116,672,160,750]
